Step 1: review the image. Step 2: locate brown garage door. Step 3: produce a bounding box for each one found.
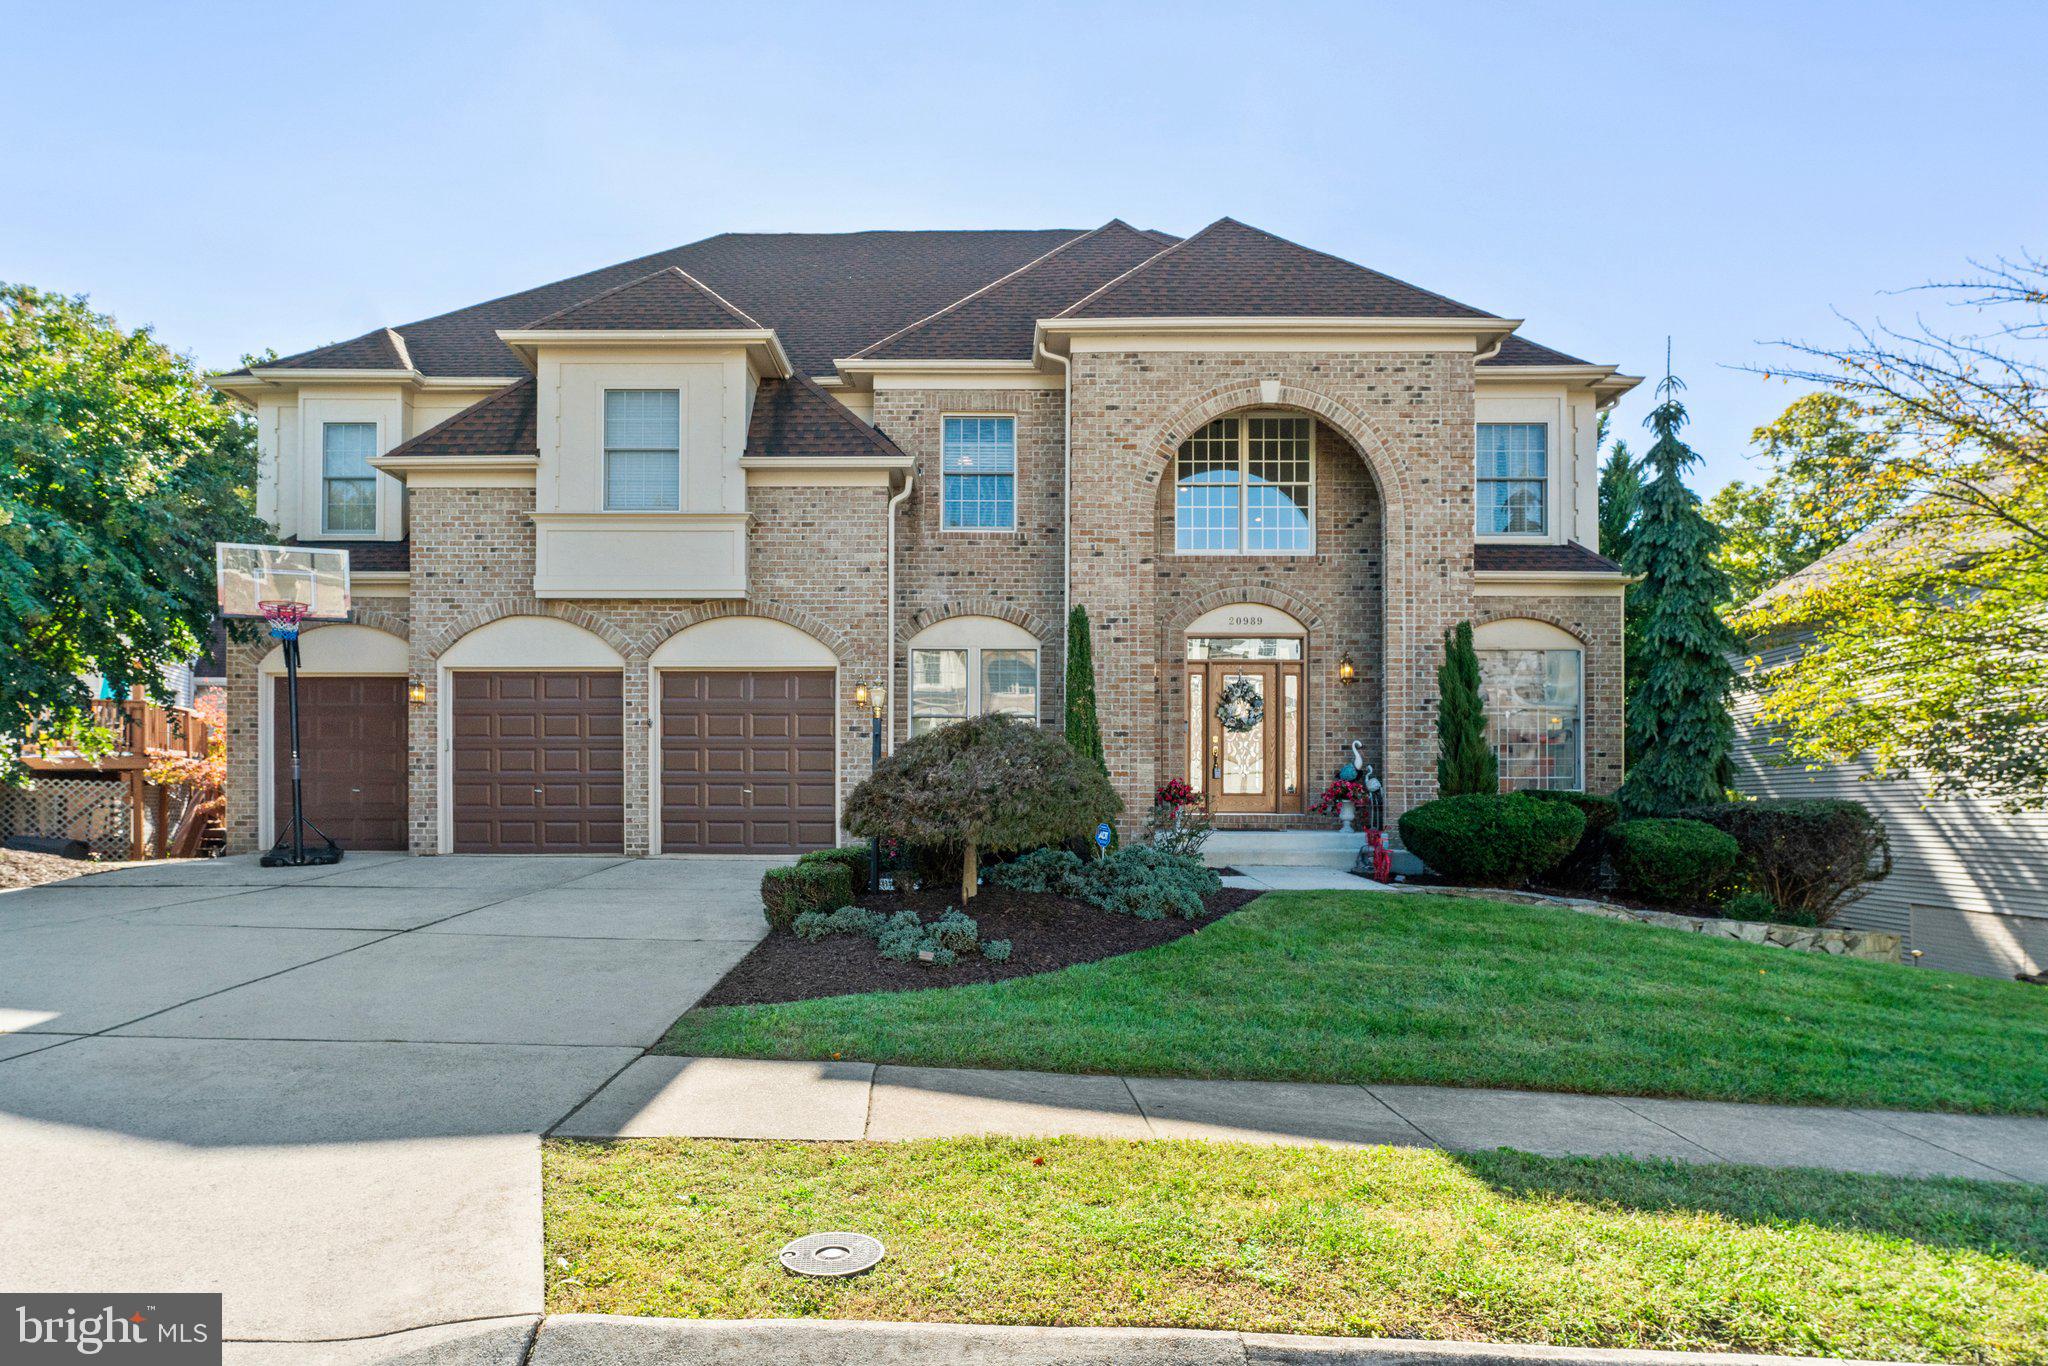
[660,670,835,853]
[451,671,624,854]
[271,676,408,851]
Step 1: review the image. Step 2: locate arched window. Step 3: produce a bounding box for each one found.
[907,616,1040,736]
[1174,413,1314,555]
[1472,619,1583,792]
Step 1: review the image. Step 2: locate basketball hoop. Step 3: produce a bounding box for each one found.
[258,600,313,641]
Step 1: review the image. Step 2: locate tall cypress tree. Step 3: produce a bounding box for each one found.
[1436,621,1497,795]
[1618,369,1738,815]
[1064,604,1106,777]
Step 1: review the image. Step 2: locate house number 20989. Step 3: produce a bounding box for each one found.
[1227,615,1265,627]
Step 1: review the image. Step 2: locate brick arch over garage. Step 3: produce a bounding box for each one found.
[420,597,638,662]
[339,604,410,642]
[898,598,1053,645]
[636,599,855,662]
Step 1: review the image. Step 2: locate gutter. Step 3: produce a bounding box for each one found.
[884,469,916,754]
[1035,334,1073,626]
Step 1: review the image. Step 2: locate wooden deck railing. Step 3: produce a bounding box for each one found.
[20,698,212,772]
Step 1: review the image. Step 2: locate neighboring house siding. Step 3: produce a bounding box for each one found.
[1732,639,2048,979]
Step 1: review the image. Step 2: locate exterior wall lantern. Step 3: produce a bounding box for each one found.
[407,680,427,705]
[1337,654,1357,686]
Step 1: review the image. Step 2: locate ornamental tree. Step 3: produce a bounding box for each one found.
[844,712,1122,903]
[1064,604,1106,777]
[1435,620,1497,795]
[1619,372,1738,816]
[0,284,264,782]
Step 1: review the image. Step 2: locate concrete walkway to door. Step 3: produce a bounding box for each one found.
[0,851,777,1355]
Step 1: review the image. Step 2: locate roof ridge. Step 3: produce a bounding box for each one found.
[1052,217,1219,318]
[846,222,1133,362]
[520,264,761,330]
[1213,218,1498,320]
[382,327,414,371]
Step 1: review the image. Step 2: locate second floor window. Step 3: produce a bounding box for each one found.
[322,422,378,533]
[1174,414,1314,554]
[1477,422,1548,535]
[941,415,1015,530]
[604,389,681,511]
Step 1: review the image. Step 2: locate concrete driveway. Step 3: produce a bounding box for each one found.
[0,852,773,1359]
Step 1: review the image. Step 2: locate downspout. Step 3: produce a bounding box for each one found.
[884,468,915,755]
[1035,333,1073,623]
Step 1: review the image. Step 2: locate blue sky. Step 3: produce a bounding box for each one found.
[4,1,2040,494]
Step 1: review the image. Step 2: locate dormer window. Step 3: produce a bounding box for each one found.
[321,422,378,533]
[1476,423,1548,536]
[604,389,681,511]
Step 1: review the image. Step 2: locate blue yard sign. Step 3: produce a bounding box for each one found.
[1095,822,1113,849]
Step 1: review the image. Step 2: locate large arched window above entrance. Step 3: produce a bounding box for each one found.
[1472,619,1584,792]
[1174,413,1314,555]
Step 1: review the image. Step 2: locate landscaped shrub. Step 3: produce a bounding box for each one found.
[1525,789,1623,887]
[1398,793,1585,888]
[986,847,1084,894]
[760,860,854,933]
[1146,780,1213,858]
[1609,818,1741,909]
[844,713,1121,903]
[1075,845,1220,921]
[791,904,885,942]
[1721,890,1804,925]
[793,901,1006,967]
[981,938,1012,962]
[797,843,872,897]
[1678,799,1892,927]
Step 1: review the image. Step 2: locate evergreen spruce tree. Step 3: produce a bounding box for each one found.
[1619,367,1738,815]
[1064,605,1106,777]
[1435,621,1497,795]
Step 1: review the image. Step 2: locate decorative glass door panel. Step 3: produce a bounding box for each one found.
[1220,670,1268,796]
[1196,657,1305,813]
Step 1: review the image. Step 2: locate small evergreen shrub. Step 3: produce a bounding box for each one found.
[1610,818,1741,909]
[1525,789,1623,888]
[1398,793,1585,887]
[761,861,855,933]
[797,844,873,897]
[791,904,884,943]
[981,938,1012,962]
[1720,890,1807,925]
[1678,799,1892,926]
[986,847,1084,894]
[1075,845,1220,921]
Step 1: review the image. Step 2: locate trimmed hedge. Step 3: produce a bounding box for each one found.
[797,843,872,898]
[760,860,855,934]
[1398,793,1585,888]
[1524,790,1622,888]
[1610,818,1741,909]
[1678,799,1892,927]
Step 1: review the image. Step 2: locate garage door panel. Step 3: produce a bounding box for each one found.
[451,670,625,854]
[272,676,408,851]
[660,669,835,854]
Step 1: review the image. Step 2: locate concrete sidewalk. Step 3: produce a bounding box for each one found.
[557,1055,2048,1182]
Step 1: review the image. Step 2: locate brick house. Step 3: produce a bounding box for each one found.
[210,219,1638,857]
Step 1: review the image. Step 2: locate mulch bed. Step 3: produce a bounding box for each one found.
[695,884,1264,1008]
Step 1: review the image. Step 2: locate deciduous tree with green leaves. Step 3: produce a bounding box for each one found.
[1435,620,1497,795]
[1706,393,1905,606]
[0,284,263,783]
[1619,370,1738,816]
[1737,255,2048,807]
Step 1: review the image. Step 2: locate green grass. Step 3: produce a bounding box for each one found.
[544,1136,2048,1362]
[660,891,2048,1114]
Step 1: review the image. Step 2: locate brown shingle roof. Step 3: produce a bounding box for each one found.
[260,229,1087,378]
[855,221,1174,362]
[267,326,410,370]
[381,379,538,460]
[1480,334,1591,367]
[283,537,412,573]
[523,267,761,331]
[1474,542,1625,574]
[746,376,910,463]
[1058,217,1496,321]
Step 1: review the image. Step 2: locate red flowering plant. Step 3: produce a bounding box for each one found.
[1309,778,1372,817]
[1153,778,1201,811]
[1146,778,1211,857]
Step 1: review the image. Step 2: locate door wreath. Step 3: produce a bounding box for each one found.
[1214,677,1265,733]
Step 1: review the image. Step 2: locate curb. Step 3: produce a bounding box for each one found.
[525,1315,1892,1365]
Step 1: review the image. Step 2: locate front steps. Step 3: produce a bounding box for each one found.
[1203,828,1428,876]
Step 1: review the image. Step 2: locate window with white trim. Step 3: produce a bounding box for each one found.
[1476,422,1548,535]
[941,415,1016,530]
[604,389,681,511]
[1174,414,1313,554]
[908,616,1040,735]
[1478,647,1582,791]
[321,422,378,533]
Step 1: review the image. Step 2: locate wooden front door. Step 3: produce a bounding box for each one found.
[1197,661,1304,814]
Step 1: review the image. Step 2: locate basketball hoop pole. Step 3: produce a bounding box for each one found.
[258,600,343,868]
[284,630,307,864]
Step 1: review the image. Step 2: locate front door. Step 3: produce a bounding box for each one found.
[1196,661,1304,813]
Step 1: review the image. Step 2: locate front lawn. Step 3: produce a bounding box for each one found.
[661,890,2048,1115]
[545,1137,2048,1362]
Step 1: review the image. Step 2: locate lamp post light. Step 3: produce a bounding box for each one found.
[855,683,886,890]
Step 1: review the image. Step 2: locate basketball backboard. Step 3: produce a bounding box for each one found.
[215,543,352,621]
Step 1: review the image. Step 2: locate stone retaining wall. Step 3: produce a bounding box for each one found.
[1416,884,1903,963]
